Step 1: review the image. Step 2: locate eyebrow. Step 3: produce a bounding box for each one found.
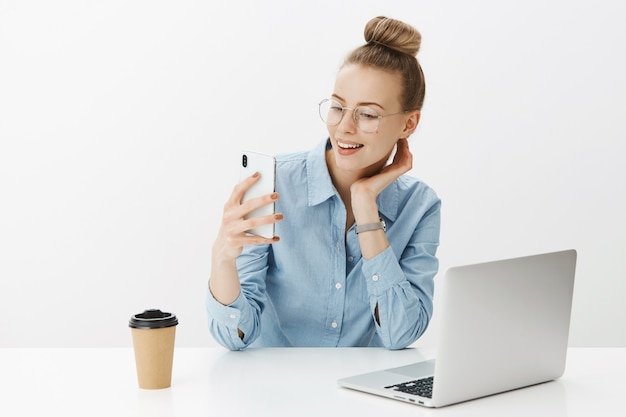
[331,94,385,110]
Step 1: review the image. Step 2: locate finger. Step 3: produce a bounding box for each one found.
[226,232,281,248]
[393,138,410,160]
[228,172,261,206]
[243,235,281,245]
[238,192,279,218]
[391,139,413,170]
[221,191,279,239]
[218,231,280,258]
[241,212,284,234]
[217,213,283,253]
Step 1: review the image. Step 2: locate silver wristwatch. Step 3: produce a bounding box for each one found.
[355,218,386,234]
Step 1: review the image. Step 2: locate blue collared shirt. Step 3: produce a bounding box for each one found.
[206,139,441,350]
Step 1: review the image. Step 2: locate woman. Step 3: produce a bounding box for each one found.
[207,16,441,350]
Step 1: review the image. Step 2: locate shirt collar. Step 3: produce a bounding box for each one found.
[305,138,400,222]
[306,139,336,206]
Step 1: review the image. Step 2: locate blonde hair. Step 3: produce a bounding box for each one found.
[344,16,426,111]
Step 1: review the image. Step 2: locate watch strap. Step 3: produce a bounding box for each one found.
[355,218,386,234]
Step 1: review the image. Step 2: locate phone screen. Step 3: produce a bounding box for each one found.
[240,151,276,238]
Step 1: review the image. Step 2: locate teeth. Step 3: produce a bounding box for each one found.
[337,141,363,149]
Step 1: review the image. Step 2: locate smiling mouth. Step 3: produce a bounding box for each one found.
[337,141,364,149]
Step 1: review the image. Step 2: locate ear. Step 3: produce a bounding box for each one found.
[401,110,421,138]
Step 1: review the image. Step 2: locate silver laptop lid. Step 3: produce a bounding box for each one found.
[432,249,577,407]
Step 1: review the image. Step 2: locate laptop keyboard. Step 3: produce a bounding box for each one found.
[385,376,434,398]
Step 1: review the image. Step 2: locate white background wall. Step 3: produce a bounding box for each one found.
[1,0,625,348]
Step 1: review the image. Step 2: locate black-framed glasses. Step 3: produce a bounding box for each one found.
[318,98,409,133]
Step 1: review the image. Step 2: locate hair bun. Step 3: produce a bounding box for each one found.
[364,16,421,56]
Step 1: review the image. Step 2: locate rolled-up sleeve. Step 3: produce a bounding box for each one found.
[206,245,270,350]
[362,199,441,350]
[206,291,255,350]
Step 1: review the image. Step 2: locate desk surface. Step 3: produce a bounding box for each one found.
[1,347,624,417]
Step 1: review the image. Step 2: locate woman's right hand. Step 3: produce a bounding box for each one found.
[212,172,283,261]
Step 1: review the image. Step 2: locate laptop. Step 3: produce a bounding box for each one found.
[338,249,577,407]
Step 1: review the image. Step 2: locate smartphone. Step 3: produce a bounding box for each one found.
[240,150,276,238]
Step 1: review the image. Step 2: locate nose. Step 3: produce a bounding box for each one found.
[337,108,357,133]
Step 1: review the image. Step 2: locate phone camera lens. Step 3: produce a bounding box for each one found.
[242,154,248,167]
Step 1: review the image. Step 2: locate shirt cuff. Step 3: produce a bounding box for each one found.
[361,245,405,296]
[206,289,254,340]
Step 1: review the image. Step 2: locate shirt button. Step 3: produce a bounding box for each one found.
[335,283,342,290]
[229,314,237,319]
[331,321,338,329]
[347,256,354,262]
[372,275,380,282]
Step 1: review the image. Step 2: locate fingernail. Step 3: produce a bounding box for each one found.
[275,213,284,220]
[253,172,260,178]
[271,192,278,200]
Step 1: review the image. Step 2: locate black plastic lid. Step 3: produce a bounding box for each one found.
[129,309,178,329]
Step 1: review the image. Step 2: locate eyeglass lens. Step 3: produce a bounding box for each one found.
[319,99,380,133]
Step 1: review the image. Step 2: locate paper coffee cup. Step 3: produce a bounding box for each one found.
[129,309,178,389]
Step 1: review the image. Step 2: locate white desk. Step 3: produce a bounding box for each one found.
[1,347,624,416]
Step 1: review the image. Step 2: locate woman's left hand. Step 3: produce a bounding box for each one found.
[350,138,413,207]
